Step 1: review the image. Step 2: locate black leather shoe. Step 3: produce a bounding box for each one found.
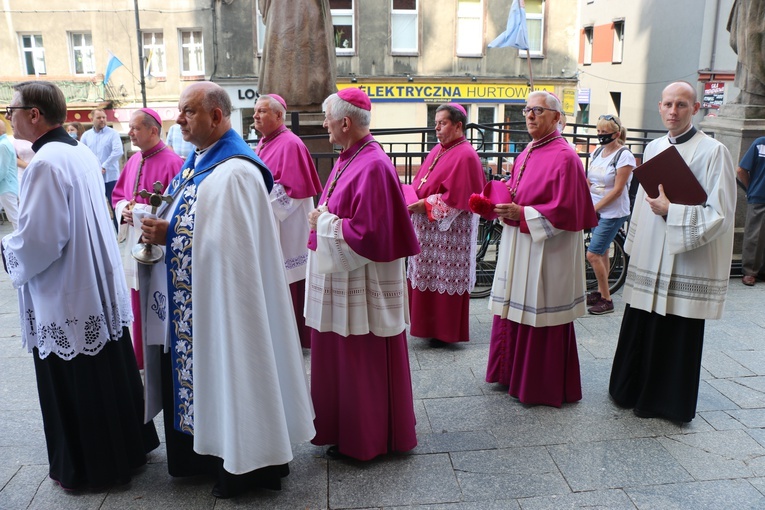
[211,482,231,499]
[326,445,345,459]
[633,408,658,419]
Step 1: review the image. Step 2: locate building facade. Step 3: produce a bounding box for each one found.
[1,0,580,143]
[577,0,738,132]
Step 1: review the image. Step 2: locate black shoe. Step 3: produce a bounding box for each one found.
[211,482,232,499]
[633,408,658,419]
[428,338,447,348]
[326,445,345,459]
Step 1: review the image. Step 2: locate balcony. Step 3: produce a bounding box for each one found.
[0,75,118,106]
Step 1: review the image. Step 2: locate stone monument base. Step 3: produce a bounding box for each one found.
[700,104,765,270]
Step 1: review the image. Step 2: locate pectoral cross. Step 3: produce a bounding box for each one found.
[137,181,173,214]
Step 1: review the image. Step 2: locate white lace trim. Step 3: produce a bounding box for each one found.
[408,209,478,295]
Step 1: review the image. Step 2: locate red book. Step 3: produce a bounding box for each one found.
[632,145,707,205]
[402,184,419,206]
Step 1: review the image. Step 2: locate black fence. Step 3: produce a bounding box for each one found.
[296,121,667,185]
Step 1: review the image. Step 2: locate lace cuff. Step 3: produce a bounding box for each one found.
[314,212,372,274]
[270,183,297,221]
[426,194,463,231]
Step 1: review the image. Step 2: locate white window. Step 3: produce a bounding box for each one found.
[330,0,355,55]
[391,0,418,54]
[180,30,204,76]
[520,0,544,57]
[256,7,266,54]
[583,26,593,66]
[612,20,624,64]
[20,34,46,75]
[70,32,95,75]
[142,31,166,77]
[456,0,483,57]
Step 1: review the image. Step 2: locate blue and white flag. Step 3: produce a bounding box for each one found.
[103,51,124,86]
[488,0,529,50]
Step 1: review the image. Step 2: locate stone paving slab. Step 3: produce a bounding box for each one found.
[625,479,765,510]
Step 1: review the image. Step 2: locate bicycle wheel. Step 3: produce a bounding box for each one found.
[584,230,629,295]
[471,219,503,298]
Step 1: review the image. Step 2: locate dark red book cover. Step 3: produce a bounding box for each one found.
[633,145,707,205]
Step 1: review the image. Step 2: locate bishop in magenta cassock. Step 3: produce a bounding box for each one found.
[254,94,322,348]
[306,88,420,461]
[112,108,183,369]
[487,91,597,407]
[408,103,486,345]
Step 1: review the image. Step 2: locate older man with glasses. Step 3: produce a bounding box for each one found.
[485,90,598,407]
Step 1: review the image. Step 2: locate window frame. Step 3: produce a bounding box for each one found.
[612,19,624,64]
[256,6,266,55]
[519,0,545,58]
[456,0,484,58]
[19,33,46,75]
[330,0,356,56]
[142,30,166,78]
[583,25,593,66]
[391,0,418,55]
[69,32,96,76]
[179,29,205,77]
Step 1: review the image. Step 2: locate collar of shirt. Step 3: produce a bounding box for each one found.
[668,126,697,145]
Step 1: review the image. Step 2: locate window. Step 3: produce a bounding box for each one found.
[20,34,46,75]
[180,30,204,76]
[478,106,496,152]
[583,26,593,65]
[612,20,624,63]
[330,0,355,55]
[391,0,418,54]
[142,31,166,77]
[256,7,266,54]
[70,32,95,75]
[456,0,483,57]
[520,0,544,57]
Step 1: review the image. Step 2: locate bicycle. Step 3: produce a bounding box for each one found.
[583,225,629,295]
[471,216,503,298]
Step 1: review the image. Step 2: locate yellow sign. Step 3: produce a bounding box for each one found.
[337,82,556,103]
[562,89,576,116]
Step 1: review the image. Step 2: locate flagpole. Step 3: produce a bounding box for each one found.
[134,0,147,107]
[526,52,534,90]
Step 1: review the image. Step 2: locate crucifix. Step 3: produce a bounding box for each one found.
[131,181,174,265]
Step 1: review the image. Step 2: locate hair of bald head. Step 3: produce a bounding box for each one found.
[13,81,67,125]
[199,85,232,117]
[662,81,698,103]
[527,90,562,113]
[260,96,286,118]
[322,93,371,128]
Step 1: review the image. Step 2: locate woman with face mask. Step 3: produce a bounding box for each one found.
[585,114,636,315]
[65,121,84,141]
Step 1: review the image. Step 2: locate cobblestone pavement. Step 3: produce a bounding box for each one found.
[2,220,765,509]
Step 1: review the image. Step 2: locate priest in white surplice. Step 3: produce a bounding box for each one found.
[609,81,737,423]
[139,82,315,499]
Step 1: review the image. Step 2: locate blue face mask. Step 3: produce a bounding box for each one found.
[68,132,78,139]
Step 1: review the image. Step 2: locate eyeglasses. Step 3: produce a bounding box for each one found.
[4,106,39,118]
[522,106,558,116]
[599,114,621,128]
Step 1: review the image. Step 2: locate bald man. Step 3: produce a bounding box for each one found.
[139,82,315,498]
[609,81,737,423]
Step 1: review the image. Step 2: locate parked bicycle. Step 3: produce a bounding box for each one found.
[472,218,629,299]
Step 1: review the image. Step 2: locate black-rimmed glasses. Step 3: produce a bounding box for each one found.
[4,106,38,118]
[599,114,621,128]
[522,106,558,116]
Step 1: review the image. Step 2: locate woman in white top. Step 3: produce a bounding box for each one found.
[586,114,636,314]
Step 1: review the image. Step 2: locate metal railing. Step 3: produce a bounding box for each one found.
[296,121,666,184]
